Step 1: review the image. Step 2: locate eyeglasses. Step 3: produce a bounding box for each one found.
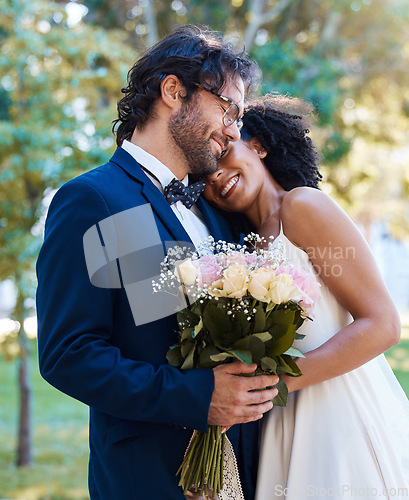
[194,83,243,131]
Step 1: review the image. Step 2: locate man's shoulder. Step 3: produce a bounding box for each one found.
[60,149,142,196]
[65,156,123,189]
[48,151,145,217]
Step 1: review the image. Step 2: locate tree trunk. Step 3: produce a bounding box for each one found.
[15,291,33,467]
[314,10,342,56]
[244,0,265,51]
[143,0,158,48]
[244,0,294,51]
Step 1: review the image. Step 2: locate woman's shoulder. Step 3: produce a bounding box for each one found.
[280,187,346,247]
[281,186,336,221]
[281,186,333,212]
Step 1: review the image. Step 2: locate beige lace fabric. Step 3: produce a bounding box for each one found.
[185,434,245,500]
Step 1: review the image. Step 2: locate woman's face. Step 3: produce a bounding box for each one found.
[203,138,268,213]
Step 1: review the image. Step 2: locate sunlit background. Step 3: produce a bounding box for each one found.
[1,0,408,498]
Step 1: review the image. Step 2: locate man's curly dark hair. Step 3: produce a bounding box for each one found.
[112,24,260,146]
[240,94,322,190]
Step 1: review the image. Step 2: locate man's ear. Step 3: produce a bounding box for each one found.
[249,138,267,159]
[160,75,186,109]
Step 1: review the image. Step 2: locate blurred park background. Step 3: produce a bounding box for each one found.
[0,0,409,498]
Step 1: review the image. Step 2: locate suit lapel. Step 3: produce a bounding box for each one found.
[109,148,192,244]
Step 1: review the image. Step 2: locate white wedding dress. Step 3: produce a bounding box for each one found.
[255,229,409,500]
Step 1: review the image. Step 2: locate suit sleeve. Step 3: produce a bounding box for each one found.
[36,179,214,432]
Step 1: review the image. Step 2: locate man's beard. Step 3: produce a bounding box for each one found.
[168,97,225,176]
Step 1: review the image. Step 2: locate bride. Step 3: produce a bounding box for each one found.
[203,94,409,499]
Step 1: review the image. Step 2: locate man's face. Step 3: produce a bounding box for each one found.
[168,77,245,176]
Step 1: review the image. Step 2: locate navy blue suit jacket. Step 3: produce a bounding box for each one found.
[36,148,259,499]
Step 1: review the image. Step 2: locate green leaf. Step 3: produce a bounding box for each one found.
[203,304,242,347]
[282,355,302,377]
[277,354,302,376]
[181,328,193,342]
[272,377,289,407]
[253,331,272,343]
[181,346,195,370]
[252,303,266,333]
[230,349,252,365]
[193,318,203,338]
[234,310,251,337]
[267,308,297,330]
[177,308,201,330]
[203,304,231,334]
[191,299,208,316]
[266,302,276,312]
[283,346,305,358]
[260,356,278,373]
[267,324,288,342]
[248,335,266,364]
[199,345,224,368]
[267,326,297,356]
[230,336,250,353]
[265,308,300,356]
[181,340,195,358]
[210,352,234,363]
[166,345,183,367]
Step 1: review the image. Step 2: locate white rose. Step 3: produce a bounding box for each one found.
[223,264,249,298]
[267,273,302,304]
[208,265,249,298]
[207,278,225,297]
[175,259,198,286]
[248,267,276,302]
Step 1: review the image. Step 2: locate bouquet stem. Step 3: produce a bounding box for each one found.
[178,425,224,497]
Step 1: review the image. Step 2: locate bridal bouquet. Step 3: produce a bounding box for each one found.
[153,234,320,497]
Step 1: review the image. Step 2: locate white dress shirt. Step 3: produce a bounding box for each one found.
[121,140,210,249]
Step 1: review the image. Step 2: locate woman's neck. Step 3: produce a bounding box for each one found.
[244,177,286,233]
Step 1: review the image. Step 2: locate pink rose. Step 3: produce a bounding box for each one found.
[293,272,321,307]
[245,253,258,268]
[227,251,247,266]
[277,265,320,307]
[193,255,223,287]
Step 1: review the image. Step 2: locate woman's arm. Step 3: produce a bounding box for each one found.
[280,187,401,393]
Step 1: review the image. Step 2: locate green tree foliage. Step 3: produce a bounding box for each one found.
[0,0,134,465]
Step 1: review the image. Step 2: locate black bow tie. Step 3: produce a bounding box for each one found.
[164,178,206,209]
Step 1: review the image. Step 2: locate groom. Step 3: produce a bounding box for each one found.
[36,25,278,499]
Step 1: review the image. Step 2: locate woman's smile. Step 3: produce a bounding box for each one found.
[220,174,240,198]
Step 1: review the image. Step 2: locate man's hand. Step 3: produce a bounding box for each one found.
[208,362,279,427]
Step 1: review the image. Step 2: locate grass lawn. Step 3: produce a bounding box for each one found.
[385,331,409,397]
[0,334,408,500]
[0,340,89,500]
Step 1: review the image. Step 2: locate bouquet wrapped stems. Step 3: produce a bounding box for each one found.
[178,425,225,497]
